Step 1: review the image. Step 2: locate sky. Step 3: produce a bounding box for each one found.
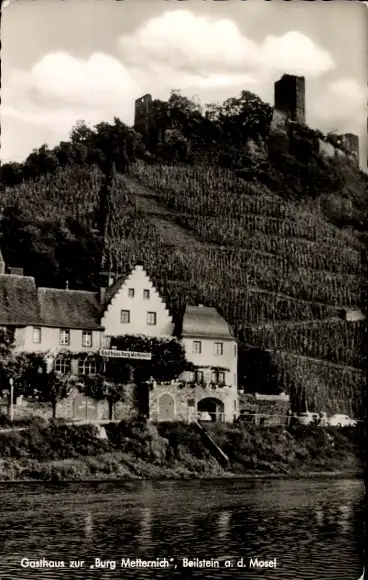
[1,0,367,168]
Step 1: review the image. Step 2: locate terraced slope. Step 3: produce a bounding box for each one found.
[1,163,365,415]
[101,163,365,415]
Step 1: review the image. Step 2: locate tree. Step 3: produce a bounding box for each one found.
[238,346,282,395]
[106,335,189,383]
[220,90,273,141]
[23,144,60,180]
[84,373,126,419]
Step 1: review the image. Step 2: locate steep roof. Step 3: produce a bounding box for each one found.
[0,274,103,329]
[37,288,103,330]
[0,275,40,325]
[181,305,234,340]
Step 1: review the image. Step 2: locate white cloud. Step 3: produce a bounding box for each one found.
[309,78,366,136]
[31,52,138,106]
[4,9,362,164]
[262,31,335,77]
[1,52,140,159]
[118,10,335,83]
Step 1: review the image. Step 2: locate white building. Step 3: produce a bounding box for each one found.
[0,255,238,422]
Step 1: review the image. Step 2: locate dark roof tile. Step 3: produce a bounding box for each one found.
[0,275,40,326]
[181,305,234,340]
[37,288,103,329]
[0,275,103,329]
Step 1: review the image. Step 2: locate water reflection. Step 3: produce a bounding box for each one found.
[217,510,231,542]
[84,513,93,539]
[0,478,364,580]
[139,507,152,549]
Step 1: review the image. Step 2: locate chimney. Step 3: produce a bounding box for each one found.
[9,267,24,276]
[100,287,106,305]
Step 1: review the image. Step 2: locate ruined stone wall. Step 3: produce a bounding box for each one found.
[318,137,359,166]
[318,139,336,159]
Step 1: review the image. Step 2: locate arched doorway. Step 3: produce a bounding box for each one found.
[197,397,225,422]
[159,393,175,421]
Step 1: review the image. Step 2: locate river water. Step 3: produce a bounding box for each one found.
[0,478,364,580]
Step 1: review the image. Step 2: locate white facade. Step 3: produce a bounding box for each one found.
[101,265,174,338]
[3,263,239,422]
[182,337,237,388]
[14,326,102,353]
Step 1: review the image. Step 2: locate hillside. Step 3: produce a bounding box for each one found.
[0,160,365,416]
[0,90,366,416]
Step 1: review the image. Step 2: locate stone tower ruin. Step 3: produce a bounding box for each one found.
[274,74,306,125]
[134,94,153,145]
[339,133,359,160]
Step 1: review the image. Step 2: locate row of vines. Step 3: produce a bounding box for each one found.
[241,320,365,369]
[270,350,364,416]
[171,214,362,276]
[130,161,363,251]
[1,165,103,228]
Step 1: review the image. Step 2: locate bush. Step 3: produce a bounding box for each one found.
[0,413,12,428]
[0,422,111,460]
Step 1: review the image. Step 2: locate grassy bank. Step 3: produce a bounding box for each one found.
[0,417,363,481]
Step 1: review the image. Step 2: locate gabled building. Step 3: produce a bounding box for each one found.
[179,305,237,390]
[0,253,238,422]
[149,304,238,423]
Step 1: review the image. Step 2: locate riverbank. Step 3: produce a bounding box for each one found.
[0,417,363,482]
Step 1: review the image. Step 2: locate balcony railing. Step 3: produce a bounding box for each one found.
[179,381,230,389]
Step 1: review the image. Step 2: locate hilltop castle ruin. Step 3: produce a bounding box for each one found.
[134,74,360,166]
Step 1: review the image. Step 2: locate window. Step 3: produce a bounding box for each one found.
[128,288,135,298]
[143,289,150,299]
[195,371,204,384]
[78,358,97,376]
[211,371,225,384]
[59,329,70,346]
[32,327,41,344]
[192,340,202,354]
[82,331,92,348]
[121,310,130,323]
[147,311,156,325]
[214,342,223,356]
[54,357,71,374]
[234,344,237,357]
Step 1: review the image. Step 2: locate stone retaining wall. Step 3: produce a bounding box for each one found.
[149,382,238,423]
